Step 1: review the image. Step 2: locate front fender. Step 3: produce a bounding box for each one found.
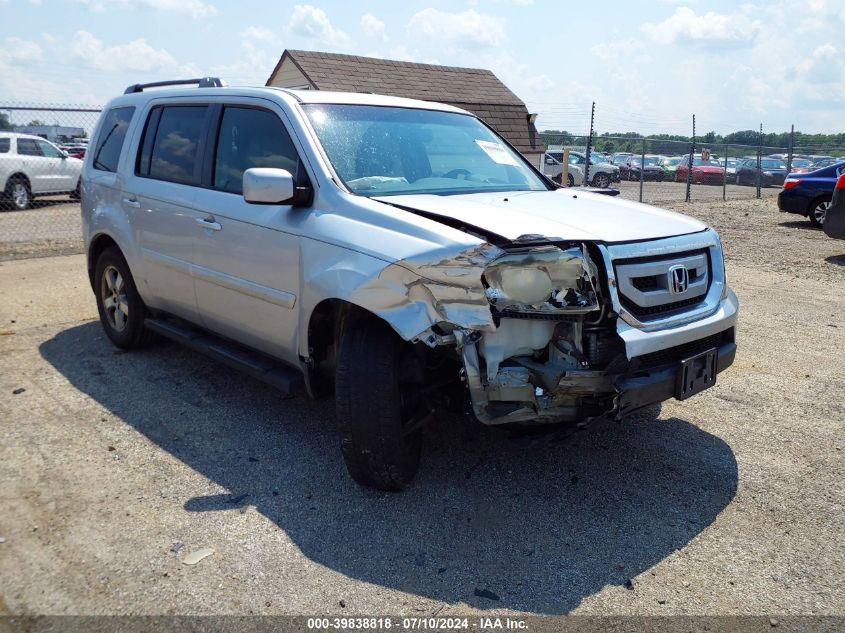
[298,238,502,358]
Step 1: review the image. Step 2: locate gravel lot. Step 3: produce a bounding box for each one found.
[0,196,843,616]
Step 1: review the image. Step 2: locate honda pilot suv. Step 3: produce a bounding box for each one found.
[82,78,738,490]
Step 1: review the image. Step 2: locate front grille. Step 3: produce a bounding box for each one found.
[632,276,660,291]
[614,249,711,320]
[621,294,705,318]
[635,329,733,370]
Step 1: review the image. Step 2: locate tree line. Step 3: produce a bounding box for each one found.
[541,129,845,155]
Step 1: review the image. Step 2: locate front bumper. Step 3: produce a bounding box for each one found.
[617,333,736,415]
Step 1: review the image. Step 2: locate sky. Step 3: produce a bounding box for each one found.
[1,0,844,135]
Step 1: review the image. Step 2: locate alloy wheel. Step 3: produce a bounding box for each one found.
[101,265,129,331]
[12,183,29,210]
[813,200,831,225]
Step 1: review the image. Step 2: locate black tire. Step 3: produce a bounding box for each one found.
[70,179,81,201]
[808,196,831,228]
[335,318,423,490]
[592,173,610,188]
[567,173,575,187]
[6,176,31,210]
[94,247,156,349]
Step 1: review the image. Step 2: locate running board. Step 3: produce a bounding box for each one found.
[144,317,302,396]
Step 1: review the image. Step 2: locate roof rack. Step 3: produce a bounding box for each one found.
[123,77,227,94]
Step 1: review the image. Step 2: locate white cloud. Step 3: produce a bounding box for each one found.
[642,7,761,48]
[288,4,350,47]
[74,0,217,19]
[70,30,194,73]
[360,13,386,40]
[2,37,44,62]
[468,0,534,4]
[406,8,507,48]
[241,26,278,45]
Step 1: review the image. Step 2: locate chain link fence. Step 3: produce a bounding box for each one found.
[0,103,101,259]
[3,101,845,260]
[540,132,845,206]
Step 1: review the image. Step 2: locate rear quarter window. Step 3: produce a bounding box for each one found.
[0,138,9,153]
[92,106,135,173]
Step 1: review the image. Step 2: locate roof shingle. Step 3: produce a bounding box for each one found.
[268,50,544,154]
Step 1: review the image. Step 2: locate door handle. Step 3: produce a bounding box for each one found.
[123,197,141,208]
[196,217,222,231]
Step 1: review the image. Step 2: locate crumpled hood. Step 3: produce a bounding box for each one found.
[374,189,708,243]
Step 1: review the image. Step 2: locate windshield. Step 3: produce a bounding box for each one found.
[304,104,548,197]
[692,159,722,166]
[792,159,812,167]
[761,159,786,169]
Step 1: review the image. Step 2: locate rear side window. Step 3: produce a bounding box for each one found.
[213,107,299,194]
[147,106,207,185]
[17,138,42,156]
[0,138,9,153]
[92,106,135,173]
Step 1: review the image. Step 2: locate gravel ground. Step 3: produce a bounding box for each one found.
[0,196,843,617]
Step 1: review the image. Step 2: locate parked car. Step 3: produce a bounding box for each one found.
[787,158,815,174]
[809,157,841,170]
[720,158,742,183]
[620,155,664,181]
[611,152,632,166]
[658,156,684,180]
[823,172,845,239]
[778,161,845,227]
[545,150,618,188]
[674,158,725,185]
[542,151,585,186]
[82,78,738,490]
[0,132,83,210]
[735,158,788,187]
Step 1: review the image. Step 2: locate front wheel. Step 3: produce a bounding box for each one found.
[94,247,156,349]
[6,177,31,210]
[592,173,610,188]
[809,197,831,227]
[567,173,575,187]
[335,319,425,490]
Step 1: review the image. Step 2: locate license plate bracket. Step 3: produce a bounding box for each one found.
[675,348,718,400]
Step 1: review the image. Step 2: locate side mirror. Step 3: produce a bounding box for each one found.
[243,168,297,205]
[60,150,69,159]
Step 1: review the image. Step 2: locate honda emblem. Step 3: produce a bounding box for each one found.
[668,265,689,294]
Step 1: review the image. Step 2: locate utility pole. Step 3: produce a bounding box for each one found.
[685,114,695,202]
[584,101,595,186]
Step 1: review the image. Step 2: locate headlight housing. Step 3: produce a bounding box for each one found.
[483,245,599,314]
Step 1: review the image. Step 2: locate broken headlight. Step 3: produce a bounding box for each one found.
[483,245,599,314]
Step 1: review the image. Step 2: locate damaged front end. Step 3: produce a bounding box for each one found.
[378,239,627,426]
[454,243,625,425]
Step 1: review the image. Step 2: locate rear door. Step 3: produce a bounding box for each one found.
[35,139,77,191]
[123,103,211,323]
[191,102,305,364]
[16,137,56,193]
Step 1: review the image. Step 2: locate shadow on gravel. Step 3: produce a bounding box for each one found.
[825,254,845,267]
[41,322,738,614]
[778,220,819,231]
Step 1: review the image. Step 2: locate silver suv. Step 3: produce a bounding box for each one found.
[82,78,738,490]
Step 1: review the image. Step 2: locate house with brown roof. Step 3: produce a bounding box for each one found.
[266,49,544,168]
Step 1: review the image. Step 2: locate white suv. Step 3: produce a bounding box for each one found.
[82,78,738,490]
[1,132,83,210]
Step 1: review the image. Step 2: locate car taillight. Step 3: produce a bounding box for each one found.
[782,178,800,189]
[836,173,845,189]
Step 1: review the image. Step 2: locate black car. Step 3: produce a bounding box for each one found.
[620,155,664,181]
[735,158,788,187]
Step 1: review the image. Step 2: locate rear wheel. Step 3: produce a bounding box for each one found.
[567,173,575,187]
[592,173,610,188]
[70,179,81,201]
[808,197,831,227]
[94,247,156,349]
[335,318,426,490]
